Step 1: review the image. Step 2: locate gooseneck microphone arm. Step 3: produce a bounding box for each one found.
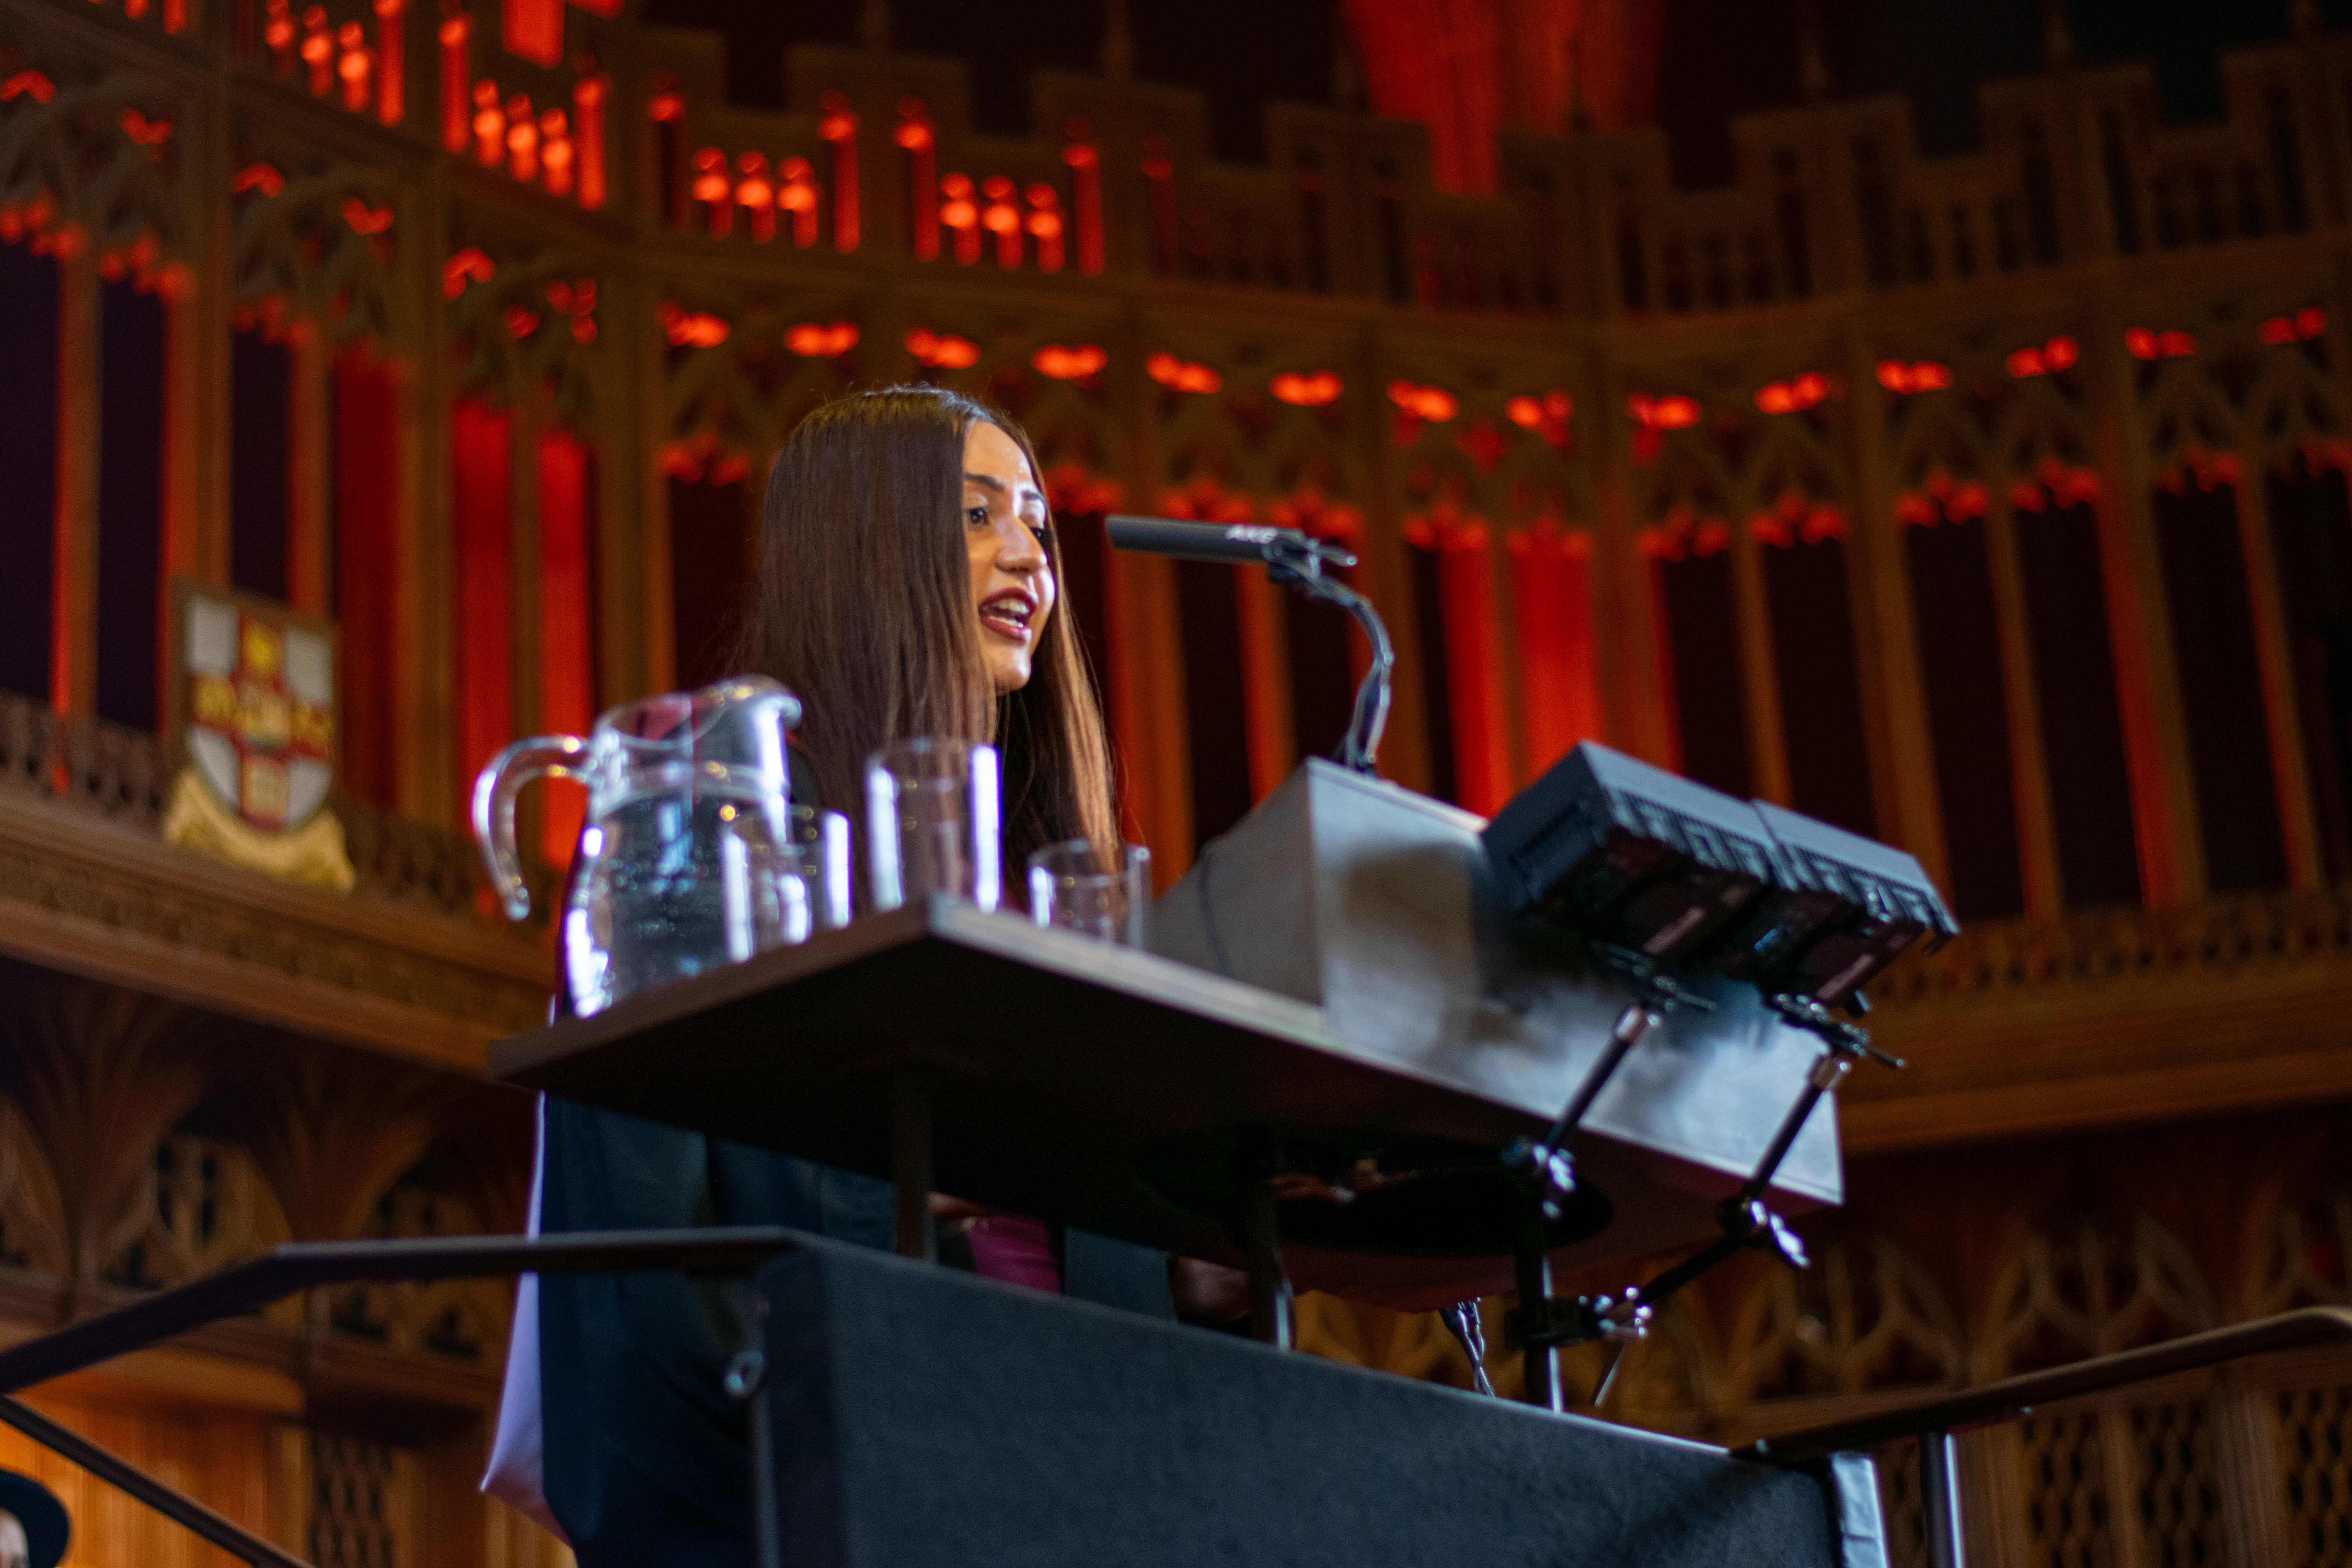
[1290,566,1394,777]
[1106,516,1394,774]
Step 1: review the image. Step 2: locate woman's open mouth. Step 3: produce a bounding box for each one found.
[979,589,1036,643]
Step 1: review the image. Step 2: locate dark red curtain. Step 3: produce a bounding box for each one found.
[1906,514,2025,918]
[1406,543,1457,803]
[666,473,753,690]
[230,326,292,602]
[1762,533,1876,837]
[538,428,594,864]
[1175,561,1253,848]
[335,354,400,807]
[2154,479,2284,892]
[0,238,58,703]
[1653,541,1751,797]
[1051,506,1112,691]
[1510,530,1601,779]
[2265,461,2352,881]
[1287,581,1357,768]
[2015,497,2140,906]
[452,398,513,816]
[1407,525,1510,815]
[97,278,166,729]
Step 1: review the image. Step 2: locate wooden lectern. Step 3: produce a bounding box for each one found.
[491,762,1847,1357]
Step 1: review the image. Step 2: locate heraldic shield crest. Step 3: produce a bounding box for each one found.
[160,580,356,892]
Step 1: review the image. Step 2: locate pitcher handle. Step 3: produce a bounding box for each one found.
[472,734,591,921]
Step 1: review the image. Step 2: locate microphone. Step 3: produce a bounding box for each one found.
[1105,515,1357,570]
[1103,514,1390,776]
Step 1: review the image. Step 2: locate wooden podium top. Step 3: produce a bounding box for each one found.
[490,898,1835,1309]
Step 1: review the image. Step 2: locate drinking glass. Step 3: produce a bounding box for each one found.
[786,803,854,935]
[865,738,1001,912]
[715,798,799,960]
[1027,840,1152,946]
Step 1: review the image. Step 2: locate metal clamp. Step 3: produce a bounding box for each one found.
[1439,1301,1496,1397]
[1766,990,1904,1068]
[1517,944,1717,1221]
[1508,1287,1653,1352]
[1530,1028,1872,1397]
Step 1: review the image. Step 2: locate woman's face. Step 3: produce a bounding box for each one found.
[963,420,1054,692]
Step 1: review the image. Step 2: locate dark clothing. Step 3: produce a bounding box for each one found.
[537,1102,888,1567]
[538,1107,1176,1567]
[536,753,1174,1566]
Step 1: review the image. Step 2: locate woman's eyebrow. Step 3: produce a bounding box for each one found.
[965,471,1045,506]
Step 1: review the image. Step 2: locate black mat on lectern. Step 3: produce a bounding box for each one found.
[758,1237,1878,1568]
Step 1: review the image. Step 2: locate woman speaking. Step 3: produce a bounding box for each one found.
[530,387,1217,1567]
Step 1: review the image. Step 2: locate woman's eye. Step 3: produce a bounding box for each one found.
[966,504,989,527]
[1030,521,1053,544]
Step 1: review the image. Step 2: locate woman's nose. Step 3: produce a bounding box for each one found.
[998,519,1046,570]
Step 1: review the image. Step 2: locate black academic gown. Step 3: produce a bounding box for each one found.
[537,752,1174,1568]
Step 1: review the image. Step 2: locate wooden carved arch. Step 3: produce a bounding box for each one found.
[1016,376,1124,492]
[0,1098,67,1279]
[229,156,409,350]
[446,230,611,430]
[1719,1227,1965,1408]
[0,50,191,267]
[1973,1209,2218,1381]
[1154,385,1265,498]
[1993,377,2097,491]
[2140,350,2243,481]
[1158,445,1255,518]
[1607,1285,1724,1430]
[2238,330,2350,472]
[661,295,865,470]
[1637,427,1735,536]
[1737,415,1846,526]
[1475,389,1584,529]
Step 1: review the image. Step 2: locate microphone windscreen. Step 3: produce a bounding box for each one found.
[1105,515,1288,564]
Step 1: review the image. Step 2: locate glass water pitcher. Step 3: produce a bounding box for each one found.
[472,676,803,1016]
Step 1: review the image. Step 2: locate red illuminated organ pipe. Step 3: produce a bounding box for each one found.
[373,0,401,124]
[574,74,607,210]
[733,152,775,242]
[301,7,333,96]
[506,94,539,182]
[541,109,575,198]
[1062,134,1102,275]
[1025,184,1065,273]
[897,104,938,260]
[982,176,1022,266]
[438,13,468,151]
[780,158,818,247]
[818,95,857,251]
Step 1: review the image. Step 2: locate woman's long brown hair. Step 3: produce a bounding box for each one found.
[730,385,1118,877]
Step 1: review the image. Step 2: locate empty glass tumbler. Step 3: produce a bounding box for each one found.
[778,802,855,940]
[472,675,808,1016]
[865,737,1001,912]
[1026,840,1151,946]
[715,802,852,956]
